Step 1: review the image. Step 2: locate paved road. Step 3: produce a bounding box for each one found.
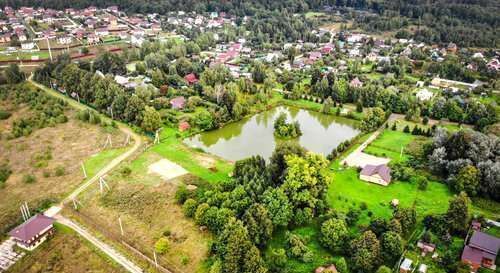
[32,79,145,273]
[55,215,143,273]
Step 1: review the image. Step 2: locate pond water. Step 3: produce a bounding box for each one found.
[183,106,360,161]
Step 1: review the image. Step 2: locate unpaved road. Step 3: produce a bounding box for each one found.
[55,215,143,273]
[32,79,145,273]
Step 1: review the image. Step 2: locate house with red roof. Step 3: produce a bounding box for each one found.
[359,164,391,186]
[184,73,198,85]
[179,121,191,132]
[462,231,500,271]
[9,214,55,251]
[350,77,363,88]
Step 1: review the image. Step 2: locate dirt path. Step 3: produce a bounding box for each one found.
[54,215,143,273]
[340,114,393,167]
[30,78,145,273]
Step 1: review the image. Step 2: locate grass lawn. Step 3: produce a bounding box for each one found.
[0,51,50,61]
[305,12,326,18]
[282,98,364,121]
[83,147,129,179]
[151,127,233,183]
[327,168,452,225]
[363,130,417,162]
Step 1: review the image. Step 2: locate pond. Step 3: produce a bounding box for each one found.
[183,106,360,161]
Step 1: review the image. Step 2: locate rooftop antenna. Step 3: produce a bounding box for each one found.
[20,205,28,222]
[20,202,31,222]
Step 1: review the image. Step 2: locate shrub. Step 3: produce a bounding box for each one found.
[120,166,132,176]
[175,184,191,204]
[0,163,12,185]
[162,228,172,237]
[183,198,198,217]
[0,110,11,120]
[55,166,65,176]
[360,202,368,210]
[181,255,190,265]
[22,174,36,184]
[154,237,169,254]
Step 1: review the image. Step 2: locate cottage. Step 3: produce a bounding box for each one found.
[184,73,198,85]
[131,34,145,47]
[87,34,100,44]
[170,96,186,110]
[417,240,436,255]
[461,231,500,271]
[178,121,191,132]
[360,164,391,186]
[416,88,433,101]
[418,264,428,273]
[9,214,55,251]
[21,42,35,50]
[400,258,413,273]
[57,35,72,45]
[315,265,338,273]
[350,77,363,88]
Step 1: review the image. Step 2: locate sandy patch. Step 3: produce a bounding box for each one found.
[148,159,188,181]
[194,154,216,168]
[342,151,390,168]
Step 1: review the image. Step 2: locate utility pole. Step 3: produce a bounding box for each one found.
[81,161,87,179]
[46,37,53,62]
[118,217,124,236]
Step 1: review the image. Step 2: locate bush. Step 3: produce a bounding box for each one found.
[22,174,36,184]
[120,166,132,176]
[360,202,368,210]
[0,110,11,120]
[0,163,12,185]
[54,166,65,176]
[154,237,169,254]
[183,199,198,217]
[175,184,191,204]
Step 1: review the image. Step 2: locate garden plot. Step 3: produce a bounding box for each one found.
[147,158,188,181]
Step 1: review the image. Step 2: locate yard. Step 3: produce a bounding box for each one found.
[363,130,419,162]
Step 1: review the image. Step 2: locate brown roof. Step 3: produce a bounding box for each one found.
[360,164,391,183]
[9,214,55,242]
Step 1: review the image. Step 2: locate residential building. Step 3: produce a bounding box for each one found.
[360,164,392,186]
[8,214,55,251]
[461,231,500,271]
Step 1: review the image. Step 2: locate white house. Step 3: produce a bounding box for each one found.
[57,36,72,45]
[131,34,145,47]
[21,42,35,50]
[416,88,433,101]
